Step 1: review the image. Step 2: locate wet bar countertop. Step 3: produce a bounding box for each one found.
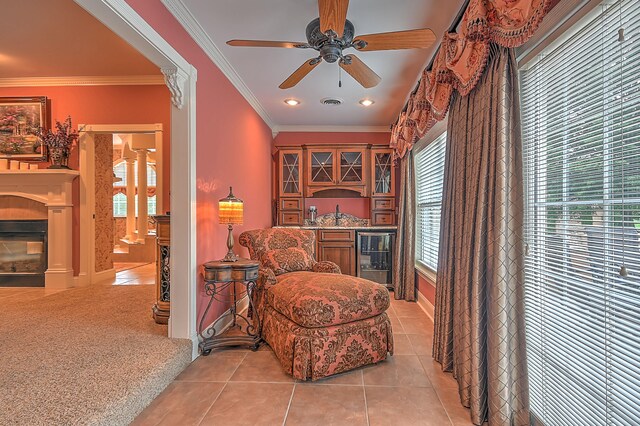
[274,225,397,230]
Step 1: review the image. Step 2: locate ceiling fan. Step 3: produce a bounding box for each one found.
[226,0,436,89]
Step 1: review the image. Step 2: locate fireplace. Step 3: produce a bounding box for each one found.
[0,220,48,287]
[0,170,78,288]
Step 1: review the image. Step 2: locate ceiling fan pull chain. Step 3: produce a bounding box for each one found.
[339,66,342,88]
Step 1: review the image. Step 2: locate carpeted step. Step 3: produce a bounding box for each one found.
[0,284,192,425]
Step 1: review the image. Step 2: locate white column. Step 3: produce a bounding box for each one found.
[45,204,74,288]
[125,158,136,241]
[136,149,149,242]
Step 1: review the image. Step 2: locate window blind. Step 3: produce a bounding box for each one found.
[415,132,447,271]
[521,0,640,424]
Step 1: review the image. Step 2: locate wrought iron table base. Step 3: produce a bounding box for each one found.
[198,278,262,355]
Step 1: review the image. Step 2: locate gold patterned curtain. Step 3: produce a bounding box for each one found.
[392,151,416,301]
[390,0,550,158]
[433,45,528,425]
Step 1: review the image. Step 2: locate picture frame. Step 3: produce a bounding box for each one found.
[0,96,49,161]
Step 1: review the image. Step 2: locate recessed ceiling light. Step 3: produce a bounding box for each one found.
[284,98,300,106]
[359,99,375,107]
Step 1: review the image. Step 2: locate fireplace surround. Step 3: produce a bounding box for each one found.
[0,170,79,288]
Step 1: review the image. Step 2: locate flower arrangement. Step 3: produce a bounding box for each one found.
[33,116,79,169]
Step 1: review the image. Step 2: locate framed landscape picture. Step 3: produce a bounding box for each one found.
[0,96,49,161]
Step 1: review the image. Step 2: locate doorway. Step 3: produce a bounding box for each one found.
[112,132,160,274]
[79,124,164,286]
[74,0,197,343]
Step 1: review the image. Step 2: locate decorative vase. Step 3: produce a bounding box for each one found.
[47,147,70,169]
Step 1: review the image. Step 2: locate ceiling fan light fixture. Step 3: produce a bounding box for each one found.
[227,1,436,89]
[284,98,300,106]
[359,98,374,107]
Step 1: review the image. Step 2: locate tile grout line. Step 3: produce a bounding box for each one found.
[361,371,371,426]
[226,351,249,380]
[196,381,228,426]
[195,350,249,425]
[282,383,296,426]
[415,353,457,425]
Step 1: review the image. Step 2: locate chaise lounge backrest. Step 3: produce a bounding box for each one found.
[239,228,319,276]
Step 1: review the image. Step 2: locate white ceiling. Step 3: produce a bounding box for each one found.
[176,0,464,129]
[0,0,159,78]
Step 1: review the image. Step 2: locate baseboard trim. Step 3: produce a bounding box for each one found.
[73,273,89,287]
[417,290,434,322]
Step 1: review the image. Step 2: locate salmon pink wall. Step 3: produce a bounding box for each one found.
[274,131,392,220]
[0,85,171,275]
[126,0,273,326]
[417,270,436,305]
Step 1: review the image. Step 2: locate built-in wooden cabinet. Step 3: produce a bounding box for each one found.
[371,149,395,197]
[279,149,303,197]
[317,229,356,276]
[307,149,335,186]
[274,144,396,226]
[304,145,368,197]
[338,148,366,185]
[277,149,304,225]
[370,148,396,226]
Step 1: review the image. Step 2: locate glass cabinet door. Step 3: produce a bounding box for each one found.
[309,150,334,184]
[372,150,394,195]
[280,150,302,196]
[339,150,364,184]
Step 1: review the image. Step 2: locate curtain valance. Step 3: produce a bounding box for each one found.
[390,0,550,158]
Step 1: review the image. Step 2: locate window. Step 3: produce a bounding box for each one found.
[521,1,640,424]
[415,132,447,271]
[113,193,127,217]
[112,160,157,217]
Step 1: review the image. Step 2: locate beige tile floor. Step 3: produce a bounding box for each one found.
[133,297,474,426]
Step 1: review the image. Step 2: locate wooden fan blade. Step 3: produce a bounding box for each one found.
[353,28,436,51]
[279,58,321,89]
[318,0,349,38]
[339,55,381,88]
[227,40,310,49]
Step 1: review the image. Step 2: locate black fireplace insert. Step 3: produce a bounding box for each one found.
[0,220,47,287]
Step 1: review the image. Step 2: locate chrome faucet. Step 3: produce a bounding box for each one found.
[335,204,342,226]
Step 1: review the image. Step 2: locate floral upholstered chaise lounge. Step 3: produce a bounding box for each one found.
[239,228,394,381]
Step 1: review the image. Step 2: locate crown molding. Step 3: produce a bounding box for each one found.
[0,75,166,87]
[273,125,391,134]
[161,0,275,130]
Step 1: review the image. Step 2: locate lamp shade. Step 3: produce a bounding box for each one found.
[219,187,244,225]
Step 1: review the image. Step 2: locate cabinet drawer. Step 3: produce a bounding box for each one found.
[318,229,355,242]
[280,198,302,210]
[371,211,394,226]
[372,198,394,210]
[280,211,303,225]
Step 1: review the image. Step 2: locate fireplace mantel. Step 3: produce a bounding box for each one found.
[0,169,79,288]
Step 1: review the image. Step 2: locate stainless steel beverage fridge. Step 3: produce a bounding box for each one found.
[356,231,395,289]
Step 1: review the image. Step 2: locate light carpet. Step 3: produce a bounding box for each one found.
[0,284,192,425]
